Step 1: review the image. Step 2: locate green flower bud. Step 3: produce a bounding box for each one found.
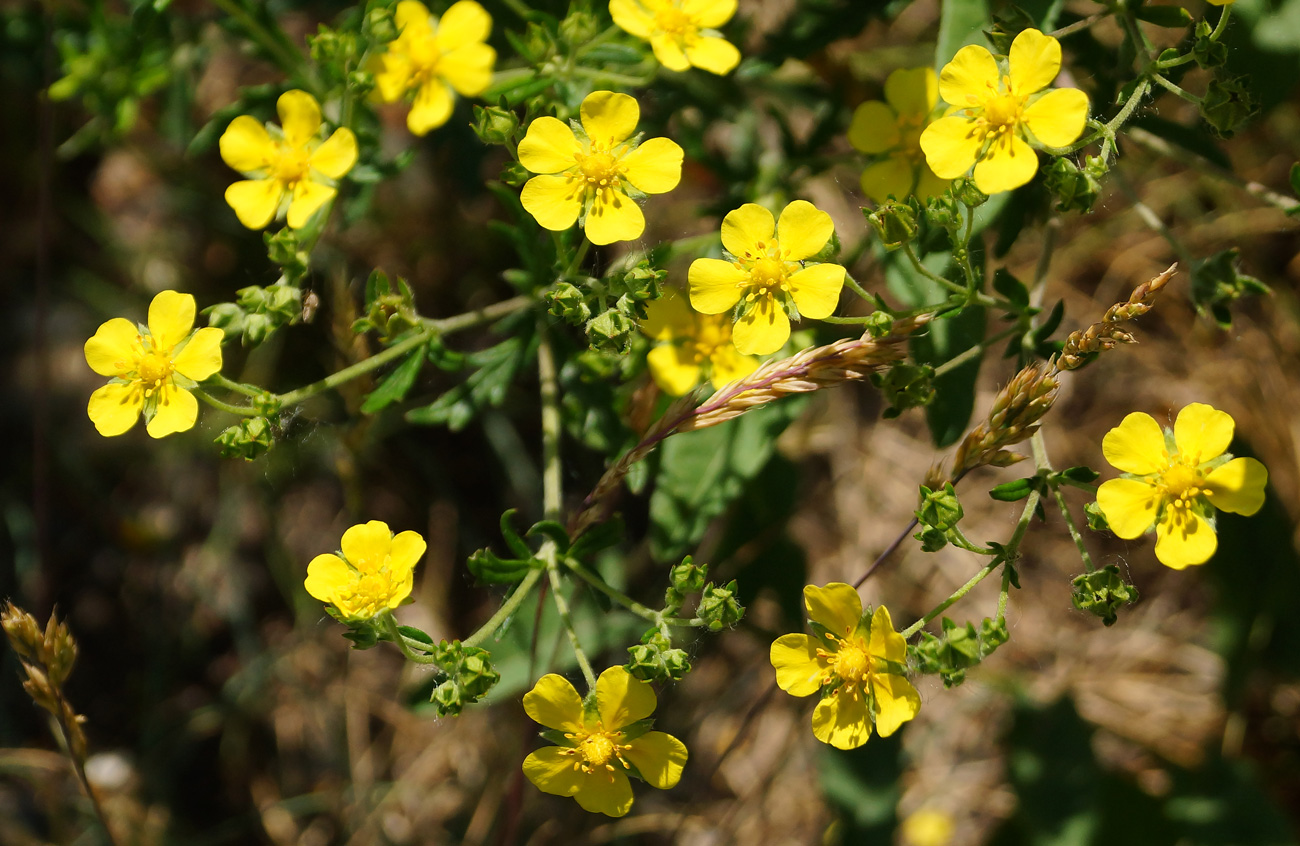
[1193,21,1228,68]
[954,177,989,208]
[546,282,591,325]
[872,363,935,419]
[916,482,963,532]
[923,191,963,232]
[697,580,745,631]
[865,200,918,250]
[1044,157,1103,214]
[215,417,275,460]
[1191,248,1270,328]
[669,556,707,595]
[473,104,521,146]
[1201,75,1258,138]
[427,641,501,716]
[1071,565,1139,626]
[626,631,692,682]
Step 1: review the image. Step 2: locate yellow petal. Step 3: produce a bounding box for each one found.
[861,157,915,204]
[870,672,921,737]
[1154,507,1217,569]
[439,41,496,96]
[373,51,413,102]
[304,553,351,603]
[915,161,951,201]
[919,116,981,180]
[580,90,640,146]
[341,520,393,569]
[683,0,737,28]
[885,66,938,117]
[1102,412,1168,475]
[1022,88,1088,147]
[408,80,454,135]
[624,731,688,789]
[708,343,758,388]
[384,568,414,610]
[521,174,583,231]
[85,318,142,377]
[867,606,906,664]
[812,690,872,749]
[390,530,428,571]
[1205,457,1268,516]
[788,263,844,319]
[522,746,588,797]
[1173,402,1234,463]
[571,767,634,817]
[395,0,434,38]
[225,179,284,229]
[775,200,833,261]
[647,345,703,396]
[518,117,582,174]
[770,633,827,697]
[610,0,654,38]
[148,290,196,353]
[972,133,1038,194]
[650,33,691,72]
[277,89,322,149]
[286,180,336,230]
[146,383,198,438]
[803,583,863,638]
[87,382,142,437]
[721,203,775,258]
[171,327,224,382]
[435,0,491,47]
[1096,478,1160,539]
[732,295,789,356]
[684,35,741,75]
[848,100,901,154]
[522,674,585,732]
[938,44,1000,107]
[621,137,684,194]
[595,666,656,729]
[219,115,275,173]
[310,127,358,179]
[585,188,645,245]
[688,258,746,314]
[640,289,695,340]
[1008,28,1061,95]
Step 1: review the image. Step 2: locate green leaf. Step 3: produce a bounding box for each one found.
[499,509,532,559]
[397,626,434,650]
[993,269,1030,311]
[1135,5,1192,28]
[360,347,426,414]
[466,548,536,585]
[936,0,991,68]
[526,520,570,553]
[1057,465,1100,484]
[405,336,533,430]
[569,515,625,562]
[989,478,1035,502]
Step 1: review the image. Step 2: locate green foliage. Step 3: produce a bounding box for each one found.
[626,631,691,682]
[205,283,304,346]
[406,336,534,431]
[911,616,1009,688]
[215,417,275,460]
[1071,565,1139,626]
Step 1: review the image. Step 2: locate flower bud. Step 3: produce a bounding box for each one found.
[215,417,275,460]
[1070,565,1139,626]
[697,580,745,631]
[473,104,520,146]
[865,201,918,250]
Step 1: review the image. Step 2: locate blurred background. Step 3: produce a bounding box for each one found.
[3,0,1300,843]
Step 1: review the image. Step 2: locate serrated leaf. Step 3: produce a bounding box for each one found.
[360,346,426,414]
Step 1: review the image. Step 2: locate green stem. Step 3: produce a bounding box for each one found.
[462,568,544,649]
[209,372,263,397]
[538,322,562,523]
[1033,431,1096,573]
[932,324,1021,379]
[822,314,881,325]
[1156,52,1197,71]
[1150,72,1203,105]
[564,561,701,628]
[193,388,260,417]
[563,239,592,282]
[546,545,597,688]
[575,25,623,59]
[1210,4,1232,40]
[1047,11,1109,39]
[275,329,432,407]
[568,66,654,87]
[843,271,874,304]
[383,613,439,665]
[902,242,967,297]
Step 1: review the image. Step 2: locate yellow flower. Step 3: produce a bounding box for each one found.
[687,201,845,357]
[522,666,687,817]
[849,67,949,203]
[609,0,741,75]
[372,0,496,136]
[1096,403,1267,569]
[518,91,683,245]
[919,28,1089,194]
[770,583,921,750]
[902,809,955,846]
[641,289,758,395]
[305,521,427,622]
[220,90,358,229]
[84,291,224,438]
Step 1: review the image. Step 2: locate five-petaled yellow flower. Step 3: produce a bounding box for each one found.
[305,521,427,622]
[920,29,1088,194]
[84,291,224,438]
[770,583,921,750]
[522,666,687,817]
[1096,403,1267,569]
[849,67,949,203]
[609,0,741,75]
[220,90,358,229]
[688,201,845,356]
[372,0,496,136]
[519,90,684,245]
[641,289,758,395]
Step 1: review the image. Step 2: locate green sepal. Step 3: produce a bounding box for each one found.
[526,520,571,554]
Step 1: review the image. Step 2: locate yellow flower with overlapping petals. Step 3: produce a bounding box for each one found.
[688,201,845,357]
[640,289,758,395]
[919,29,1088,194]
[770,583,921,750]
[522,666,687,817]
[305,521,427,622]
[519,91,683,246]
[849,67,949,203]
[220,90,358,230]
[609,0,740,75]
[1096,403,1267,569]
[372,0,496,136]
[84,291,224,439]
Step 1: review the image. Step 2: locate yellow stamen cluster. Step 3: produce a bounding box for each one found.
[574,146,625,191]
[817,632,875,700]
[135,348,174,395]
[560,723,633,782]
[737,242,795,303]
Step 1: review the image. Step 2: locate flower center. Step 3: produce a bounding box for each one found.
[136,352,173,390]
[560,723,631,780]
[336,566,401,619]
[575,149,622,188]
[1159,463,1205,508]
[654,6,695,38]
[271,145,313,185]
[831,640,871,684]
[579,732,616,766]
[980,87,1024,132]
[744,253,792,302]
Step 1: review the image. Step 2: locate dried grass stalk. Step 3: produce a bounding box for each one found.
[1054,263,1176,372]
